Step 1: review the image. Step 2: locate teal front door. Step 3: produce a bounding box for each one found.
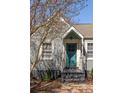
[66,43,77,67]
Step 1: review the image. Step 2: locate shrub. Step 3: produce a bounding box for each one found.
[43,70,51,81]
[87,68,93,81]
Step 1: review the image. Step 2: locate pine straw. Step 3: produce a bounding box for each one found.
[31,80,62,92]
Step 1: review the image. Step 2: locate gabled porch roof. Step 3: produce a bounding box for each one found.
[62,26,84,39]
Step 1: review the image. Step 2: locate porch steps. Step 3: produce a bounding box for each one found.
[61,67,85,83]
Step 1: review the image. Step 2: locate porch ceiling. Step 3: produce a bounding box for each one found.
[64,30,82,39]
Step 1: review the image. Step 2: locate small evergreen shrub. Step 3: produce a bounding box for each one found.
[43,70,51,81]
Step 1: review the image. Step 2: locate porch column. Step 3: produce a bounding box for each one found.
[77,43,82,70]
[81,39,84,71]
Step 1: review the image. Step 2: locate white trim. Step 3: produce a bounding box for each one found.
[62,26,84,39]
[62,26,84,70]
[63,39,83,70]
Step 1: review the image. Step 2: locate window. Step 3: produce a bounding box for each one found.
[42,43,52,60]
[88,43,93,50]
[87,51,93,57]
[87,43,93,57]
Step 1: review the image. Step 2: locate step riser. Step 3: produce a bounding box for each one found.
[61,73,85,83]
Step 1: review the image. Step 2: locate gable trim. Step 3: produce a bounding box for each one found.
[62,26,84,39]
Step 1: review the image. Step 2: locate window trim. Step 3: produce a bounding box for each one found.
[87,43,93,57]
[42,43,52,61]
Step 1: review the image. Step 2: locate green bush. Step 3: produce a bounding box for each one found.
[43,70,51,81]
[87,68,93,80]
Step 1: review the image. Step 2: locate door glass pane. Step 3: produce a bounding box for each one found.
[66,43,77,67]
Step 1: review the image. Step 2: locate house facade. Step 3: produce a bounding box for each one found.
[31,17,93,81]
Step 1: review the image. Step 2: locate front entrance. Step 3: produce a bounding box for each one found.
[66,43,77,67]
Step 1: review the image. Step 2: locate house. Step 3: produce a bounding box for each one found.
[31,17,93,82]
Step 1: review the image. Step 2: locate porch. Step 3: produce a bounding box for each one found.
[61,27,86,82]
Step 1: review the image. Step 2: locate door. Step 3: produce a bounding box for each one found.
[66,43,77,67]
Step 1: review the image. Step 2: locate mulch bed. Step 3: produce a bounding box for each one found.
[31,79,62,93]
[30,79,93,93]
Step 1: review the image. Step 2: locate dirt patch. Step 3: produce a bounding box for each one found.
[31,80,93,93]
[31,80,62,93]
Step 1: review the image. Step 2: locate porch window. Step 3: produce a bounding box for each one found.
[42,43,52,60]
[87,43,93,57]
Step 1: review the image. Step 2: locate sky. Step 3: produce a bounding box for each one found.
[72,0,93,24]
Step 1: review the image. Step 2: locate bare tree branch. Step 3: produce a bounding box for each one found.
[30,0,87,74]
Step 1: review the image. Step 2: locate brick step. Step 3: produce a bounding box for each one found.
[61,70,85,83]
[61,73,85,83]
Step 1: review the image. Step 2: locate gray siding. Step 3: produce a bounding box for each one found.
[87,60,93,71]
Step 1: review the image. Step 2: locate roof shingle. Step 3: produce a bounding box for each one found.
[73,24,93,38]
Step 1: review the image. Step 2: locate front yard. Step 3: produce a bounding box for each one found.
[31,79,93,93]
